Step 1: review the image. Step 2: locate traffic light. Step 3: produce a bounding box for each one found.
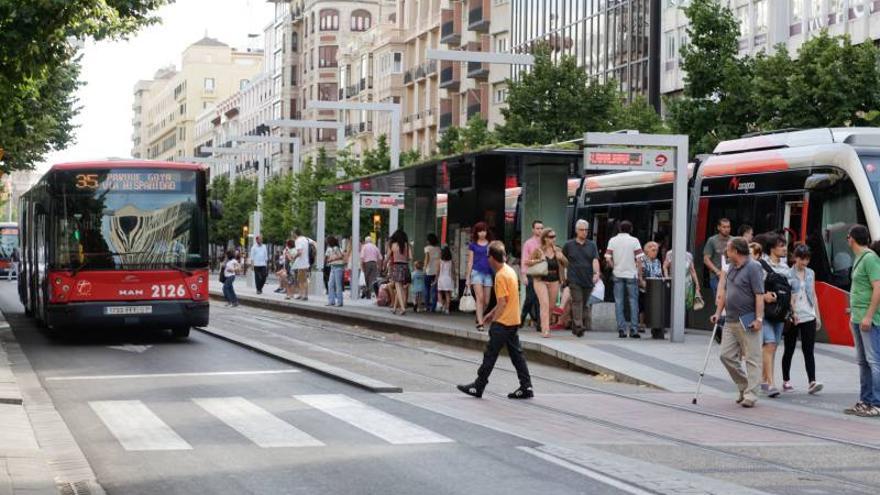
[241,225,249,246]
[372,213,381,238]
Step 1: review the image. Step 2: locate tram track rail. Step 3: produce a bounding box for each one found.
[205,305,880,493]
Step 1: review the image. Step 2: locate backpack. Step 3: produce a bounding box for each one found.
[308,241,317,268]
[759,259,792,322]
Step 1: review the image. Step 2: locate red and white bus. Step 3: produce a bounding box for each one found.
[575,128,880,346]
[18,161,214,338]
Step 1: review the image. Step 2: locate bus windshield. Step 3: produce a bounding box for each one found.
[0,227,18,260]
[50,169,208,271]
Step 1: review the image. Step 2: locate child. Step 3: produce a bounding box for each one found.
[436,246,455,314]
[411,260,426,312]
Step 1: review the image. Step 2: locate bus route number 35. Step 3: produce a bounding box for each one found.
[152,284,187,298]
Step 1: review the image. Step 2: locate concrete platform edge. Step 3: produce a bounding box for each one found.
[208,290,662,390]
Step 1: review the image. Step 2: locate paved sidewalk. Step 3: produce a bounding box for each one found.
[211,276,863,415]
[0,315,60,495]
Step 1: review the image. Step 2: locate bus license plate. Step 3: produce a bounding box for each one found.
[104,306,153,315]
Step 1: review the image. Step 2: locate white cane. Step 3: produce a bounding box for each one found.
[692,322,721,405]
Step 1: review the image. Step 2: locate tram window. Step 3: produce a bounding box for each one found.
[822,191,859,289]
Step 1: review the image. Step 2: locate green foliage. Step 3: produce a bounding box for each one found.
[437,127,460,155]
[460,116,497,151]
[401,149,422,167]
[209,176,256,247]
[0,1,170,171]
[612,96,668,134]
[260,172,295,244]
[497,43,619,145]
[208,175,230,246]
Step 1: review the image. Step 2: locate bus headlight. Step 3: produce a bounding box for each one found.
[190,284,197,291]
[55,278,62,285]
[198,277,204,284]
[62,285,70,292]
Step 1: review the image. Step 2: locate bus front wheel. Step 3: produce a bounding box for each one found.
[171,327,190,339]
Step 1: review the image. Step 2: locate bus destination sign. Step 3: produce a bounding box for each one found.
[74,172,183,192]
[583,147,675,172]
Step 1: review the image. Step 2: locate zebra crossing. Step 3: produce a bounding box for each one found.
[90,394,453,451]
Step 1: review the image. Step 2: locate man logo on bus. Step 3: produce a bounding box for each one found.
[75,280,92,296]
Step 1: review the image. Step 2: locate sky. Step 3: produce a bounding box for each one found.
[37,0,276,173]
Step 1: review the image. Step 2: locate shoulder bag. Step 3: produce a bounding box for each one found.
[527,258,549,277]
[458,287,476,313]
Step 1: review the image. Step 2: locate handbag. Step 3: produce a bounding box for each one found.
[526,259,548,277]
[458,287,476,313]
[219,269,227,284]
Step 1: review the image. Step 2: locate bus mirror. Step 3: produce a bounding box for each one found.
[210,200,223,220]
[804,173,839,191]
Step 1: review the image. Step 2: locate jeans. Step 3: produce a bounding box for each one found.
[253,266,268,293]
[709,275,720,297]
[852,322,880,406]
[569,282,593,331]
[222,275,238,305]
[720,319,763,402]
[476,323,532,389]
[520,276,540,329]
[328,265,344,306]
[425,275,437,312]
[613,276,639,334]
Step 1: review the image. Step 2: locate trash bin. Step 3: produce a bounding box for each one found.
[644,277,671,329]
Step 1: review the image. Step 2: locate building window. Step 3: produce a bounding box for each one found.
[310,12,315,33]
[494,88,507,104]
[495,35,508,53]
[204,77,215,92]
[318,83,338,101]
[392,52,403,73]
[736,5,750,38]
[790,0,803,35]
[292,32,298,52]
[351,9,371,31]
[320,9,339,31]
[179,103,186,116]
[828,0,842,24]
[664,30,676,64]
[179,127,186,140]
[319,46,338,68]
[754,0,767,33]
[809,0,824,30]
[240,79,249,90]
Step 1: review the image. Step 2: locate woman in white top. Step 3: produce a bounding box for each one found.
[782,244,823,394]
[222,250,241,307]
[423,233,442,313]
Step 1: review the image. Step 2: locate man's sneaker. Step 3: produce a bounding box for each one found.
[629,332,641,339]
[782,381,794,392]
[508,387,534,399]
[854,404,880,418]
[760,383,769,393]
[618,330,627,339]
[767,387,780,398]
[457,383,484,398]
[844,402,868,415]
[808,382,824,395]
[736,391,745,404]
[741,398,756,408]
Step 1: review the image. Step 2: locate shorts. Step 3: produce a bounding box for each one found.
[763,319,785,344]
[470,270,493,287]
[296,268,309,286]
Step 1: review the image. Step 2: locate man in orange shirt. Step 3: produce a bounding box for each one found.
[458,240,534,399]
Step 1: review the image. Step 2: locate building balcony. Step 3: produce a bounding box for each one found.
[468,4,490,33]
[439,62,460,90]
[467,103,481,120]
[415,65,426,80]
[346,83,360,97]
[440,20,461,46]
[359,76,373,92]
[425,60,437,76]
[404,69,414,85]
[358,121,373,134]
[345,124,355,137]
[467,61,489,80]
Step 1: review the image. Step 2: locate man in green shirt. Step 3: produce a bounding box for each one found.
[703,218,731,296]
[846,225,880,418]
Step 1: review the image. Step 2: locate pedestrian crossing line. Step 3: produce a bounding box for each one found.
[193,397,324,448]
[294,394,453,445]
[89,400,192,451]
[47,369,301,381]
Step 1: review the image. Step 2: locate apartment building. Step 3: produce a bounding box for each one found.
[662,0,880,97]
[338,3,404,158]
[130,37,263,162]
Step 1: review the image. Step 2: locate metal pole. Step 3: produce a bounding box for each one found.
[670,137,689,343]
[389,208,399,235]
[316,201,326,298]
[350,186,361,301]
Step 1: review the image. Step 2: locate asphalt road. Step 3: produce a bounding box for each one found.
[0,283,631,495]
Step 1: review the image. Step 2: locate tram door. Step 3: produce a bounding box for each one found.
[783,198,806,245]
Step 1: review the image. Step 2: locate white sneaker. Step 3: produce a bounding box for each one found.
[808,382,824,395]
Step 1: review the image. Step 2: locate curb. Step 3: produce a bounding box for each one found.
[207,290,660,390]
[196,325,403,393]
[0,318,24,405]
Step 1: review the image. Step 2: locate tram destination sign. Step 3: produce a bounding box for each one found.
[583,147,676,172]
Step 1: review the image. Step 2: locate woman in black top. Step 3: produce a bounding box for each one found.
[529,229,568,338]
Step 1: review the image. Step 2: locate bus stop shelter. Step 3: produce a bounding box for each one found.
[335,147,583,298]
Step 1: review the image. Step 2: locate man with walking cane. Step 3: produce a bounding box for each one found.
[709,237,765,408]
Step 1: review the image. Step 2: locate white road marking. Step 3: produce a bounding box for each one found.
[90,400,192,451]
[517,446,655,495]
[106,344,153,353]
[47,369,301,381]
[295,394,453,445]
[193,397,324,448]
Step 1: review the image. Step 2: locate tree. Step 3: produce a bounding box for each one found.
[666,0,756,155]
[401,149,422,167]
[753,32,880,130]
[459,116,496,151]
[219,177,257,247]
[612,96,668,134]
[437,127,460,155]
[0,1,170,171]
[497,43,618,145]
[260,172,295,244]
